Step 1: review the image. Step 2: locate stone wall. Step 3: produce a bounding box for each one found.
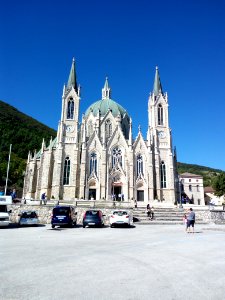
[8,204,225,225]
[8,204,114,225]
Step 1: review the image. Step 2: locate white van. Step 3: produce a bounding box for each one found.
[0,196,12,227]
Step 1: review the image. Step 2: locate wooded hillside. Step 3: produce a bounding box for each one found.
[0,100,56,194]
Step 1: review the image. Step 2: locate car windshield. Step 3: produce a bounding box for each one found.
[22,212,37,218]
[85,211,99,216]
[113,211,127,216]
[53,208,69,216]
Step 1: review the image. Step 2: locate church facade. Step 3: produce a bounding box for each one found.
[23,59,178,204]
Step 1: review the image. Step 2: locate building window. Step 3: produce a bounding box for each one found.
[196,185,199,192]
[160,161,166,188]
[63,157,70,185]
[67,98,74,119]
[112,147,122,168]
[89,152,97,175]
[158,104,163,125]
[136,154,143,177]
[189,185,192,192]
[189,179,191,182]
[105,119,112,138]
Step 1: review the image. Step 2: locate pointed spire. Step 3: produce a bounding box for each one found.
[41,138,46,153]
[128,118,132,147]
[62,84,66,97]
[153,66,163,96]
[27,151,31,162]
[67,57,78,92]
[102,77,111,99]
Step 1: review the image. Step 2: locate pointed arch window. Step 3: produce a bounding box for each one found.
[67,98,74,119]
[196,185,199,192]
[158,104,163,125]
[136,154,143,177]
[89,152,97,176]
[63,156,70,185]
[112,147,122,168]
[160,161,166,188]
[88,120,93,137]
[105,119,112,138]
[189,185,192,192]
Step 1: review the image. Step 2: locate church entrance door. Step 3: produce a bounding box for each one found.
[114,186,121,201]
[137,190,144,201]
[89,189,96,200]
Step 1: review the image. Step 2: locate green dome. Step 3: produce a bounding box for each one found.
[85,98,129,118]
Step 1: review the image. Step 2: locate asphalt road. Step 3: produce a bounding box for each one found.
[1,223,225,300]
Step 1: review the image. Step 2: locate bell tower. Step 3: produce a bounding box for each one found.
[52,58,81,200]
[58,58,81,144]
[148,67,176,203]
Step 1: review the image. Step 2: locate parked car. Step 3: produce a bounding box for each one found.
[109,210,133,227]
[0,196,12,227]
[51,205,77,228]
[83,210,105,228]
[18,210,39,226]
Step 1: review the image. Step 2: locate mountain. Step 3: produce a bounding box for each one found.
[0,100,56,194]
[0,100,56,158]
[0,100,223,195]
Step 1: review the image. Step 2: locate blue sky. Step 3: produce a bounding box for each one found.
[1,0,225,171]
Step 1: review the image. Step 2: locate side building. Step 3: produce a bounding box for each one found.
[179,172,205,205]
[23,59,177,205]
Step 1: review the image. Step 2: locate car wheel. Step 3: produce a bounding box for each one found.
[52,224,55,228]
[83,224,85,228]
[110,224,113,228]
[74,221,77,226]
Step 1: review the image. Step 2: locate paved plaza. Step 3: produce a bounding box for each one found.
[1,223,225,300]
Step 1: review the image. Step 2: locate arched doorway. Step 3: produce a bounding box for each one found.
[136,182,144,202]
[88,181,96,200]
[112,182,123,201]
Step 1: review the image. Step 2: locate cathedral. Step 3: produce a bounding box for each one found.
[23,59,178,204]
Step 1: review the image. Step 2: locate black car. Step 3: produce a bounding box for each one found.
[51,206,77,228]
[83,210,105,228]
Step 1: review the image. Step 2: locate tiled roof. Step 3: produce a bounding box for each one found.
[180,172,202,178]
[204,186,215,193]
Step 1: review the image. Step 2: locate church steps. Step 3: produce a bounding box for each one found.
[135,220,209,225]
[132,207,207,225]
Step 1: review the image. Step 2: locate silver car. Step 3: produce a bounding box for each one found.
[18,211,39,226]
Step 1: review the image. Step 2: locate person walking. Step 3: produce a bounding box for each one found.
[41,192,46,205]
[150,207,154,220]
[146,204,151,219]
[186,208,195,233]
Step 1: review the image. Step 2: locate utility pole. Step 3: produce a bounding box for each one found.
[4,144,12,195]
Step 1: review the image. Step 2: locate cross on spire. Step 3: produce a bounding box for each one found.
[102,77,111,99]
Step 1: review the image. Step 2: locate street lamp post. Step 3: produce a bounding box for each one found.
[5,144,12,196]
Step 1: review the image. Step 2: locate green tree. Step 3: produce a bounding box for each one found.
[212,172,225,197]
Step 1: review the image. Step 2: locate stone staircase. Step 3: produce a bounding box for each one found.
[133,207,208,225]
